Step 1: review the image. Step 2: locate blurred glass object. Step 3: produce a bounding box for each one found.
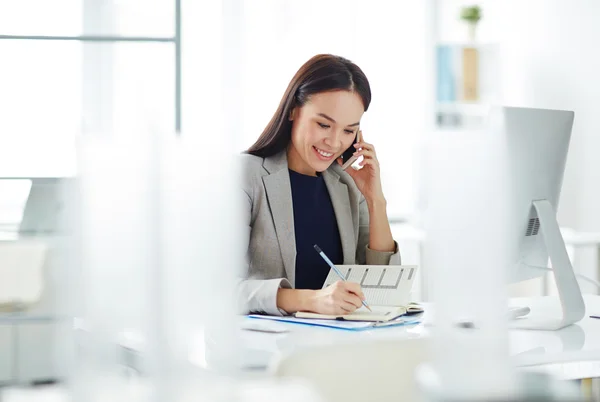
[72,135,175,399]
[70,129,243,398]
[422,130,516,400]
[0,0,174,37]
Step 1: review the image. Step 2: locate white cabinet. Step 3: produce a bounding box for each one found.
[16,322,65,384]
[0,324,14,384]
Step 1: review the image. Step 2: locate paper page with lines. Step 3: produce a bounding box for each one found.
[322,265,418,307]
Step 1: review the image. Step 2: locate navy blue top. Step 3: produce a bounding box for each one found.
[289,169,343,290]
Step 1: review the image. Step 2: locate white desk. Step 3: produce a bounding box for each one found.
[196,295,600,381]
[4,297,600,401]
[510,295,600,380]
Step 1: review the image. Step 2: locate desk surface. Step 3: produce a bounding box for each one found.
[509,295,600,380]
[193,295,600,380]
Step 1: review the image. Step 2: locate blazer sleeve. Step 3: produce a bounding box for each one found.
[236,187,291,316]
[356,195,401,265]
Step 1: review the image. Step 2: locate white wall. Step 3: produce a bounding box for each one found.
[496,0,600,294]
[497,0,600,234]
[438,0,600,233]
[436,0,600,294]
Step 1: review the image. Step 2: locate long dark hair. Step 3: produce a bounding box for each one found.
[247,54,371,158]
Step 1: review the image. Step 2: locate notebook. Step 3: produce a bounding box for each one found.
[295,303,423,322]
[294,265,421,322]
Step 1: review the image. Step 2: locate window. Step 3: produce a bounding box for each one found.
[0,0,173,36]
[0,0,180,228]
[0,180,31,234]
[0,1,82,36]
[0,40,80,179]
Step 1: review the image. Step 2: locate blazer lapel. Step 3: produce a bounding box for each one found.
[323,169,356,264]
[263,153,297,285]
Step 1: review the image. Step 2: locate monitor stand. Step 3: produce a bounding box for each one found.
[509,200,585,331]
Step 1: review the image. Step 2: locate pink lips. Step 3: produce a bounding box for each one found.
[313,146,335,161]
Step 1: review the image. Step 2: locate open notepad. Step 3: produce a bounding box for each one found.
[295,265,422,322]
[295,303,423,322]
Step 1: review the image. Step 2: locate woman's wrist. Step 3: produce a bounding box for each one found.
[366,194,387,211]
[366,192,395,253]
[300,289,316,312]
[277,288,315,313]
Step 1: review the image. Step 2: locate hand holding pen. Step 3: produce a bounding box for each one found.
[313,244,372,313]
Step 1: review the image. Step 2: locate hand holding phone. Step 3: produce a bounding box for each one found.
[338,130,386,205]
[340,129,362,170]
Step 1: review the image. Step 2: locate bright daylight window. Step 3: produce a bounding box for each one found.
[0,0,179,229]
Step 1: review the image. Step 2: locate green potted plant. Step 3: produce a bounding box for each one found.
[460,5,482,41]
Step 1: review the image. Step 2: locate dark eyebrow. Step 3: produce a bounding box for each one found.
[317,113,360,127]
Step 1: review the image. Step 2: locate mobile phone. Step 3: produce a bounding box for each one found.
[340,129,362,170]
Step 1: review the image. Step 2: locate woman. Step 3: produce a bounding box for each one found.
[240,54,400,316]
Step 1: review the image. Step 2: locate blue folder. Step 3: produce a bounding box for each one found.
[247,314,422,331]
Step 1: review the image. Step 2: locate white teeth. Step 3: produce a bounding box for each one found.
[315,147,333,157]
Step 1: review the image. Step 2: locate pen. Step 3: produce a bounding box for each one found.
[590,316,600,319]
[313,244,372,312]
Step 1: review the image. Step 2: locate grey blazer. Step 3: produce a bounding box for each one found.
[239,151,401,315]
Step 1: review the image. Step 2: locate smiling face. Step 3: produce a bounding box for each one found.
[287,90,364,176]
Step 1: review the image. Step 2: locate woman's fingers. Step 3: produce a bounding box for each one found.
[358,157,379,169]
[354,141,376,154]
[339,300,359,313]
[342,282,365,300]
[342,293,363,309]
[353,148,376,160]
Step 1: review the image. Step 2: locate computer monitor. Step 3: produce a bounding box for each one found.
[490,106,585,330]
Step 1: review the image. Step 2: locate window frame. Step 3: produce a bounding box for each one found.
[0,0,182,133]
[0,0,182,229]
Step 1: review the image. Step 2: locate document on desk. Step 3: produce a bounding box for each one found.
[324,265,418,306]
[294,265,422,323]
[247,314,422,331]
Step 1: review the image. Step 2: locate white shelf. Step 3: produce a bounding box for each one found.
[436,41,499,49]
[435,102,489,130]
[436,102,491,114]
